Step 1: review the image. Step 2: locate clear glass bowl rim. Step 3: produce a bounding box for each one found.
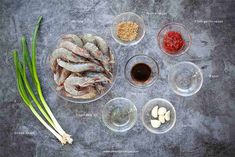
[157,22,192,56]
[168,61,203,96]
[42,32,118,104]
[141,98,176,134]
[124,54,159,88]
[102,97,137,132]
[111,12,146,46]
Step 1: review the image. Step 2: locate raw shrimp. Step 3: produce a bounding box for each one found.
[61,34,83,47]
[59,40,91,59]
[83,43,106,61]
[50,48,86,72]
[95,83,106,94]
[94,35,109,55]
[81,34,96,44]
[64,76,95,90]
[64,74,96,95]
[54,65,62,85]
[64,75,109,88]
[54,68,71,91]
[56,85,64,91]
[83,43,111,72]
[57,59,104,73]
[89,58,101,66]
[54,72,60,85]
[85,72,111,83]
[57,68,71,86]
[61,87,97,99]
[108,49,115,64]
[64,84,93,96]
[64,74,111,96]
[51,33,115,100]
[74,72,82,77]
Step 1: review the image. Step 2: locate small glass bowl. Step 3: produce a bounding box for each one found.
[168,61,203,96]
[142,98,176,134]
[42,32,117,103]
[124,54,159,88]
[102,97,137,132]
[111,12,145,46]
[157,23,192,56]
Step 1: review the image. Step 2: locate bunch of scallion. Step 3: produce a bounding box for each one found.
[12,16,73,145]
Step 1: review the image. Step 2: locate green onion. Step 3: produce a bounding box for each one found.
[21,37,54,126]
[12,16,72,144]
[30,16,72,143]
[13,50,65,144]
[21,37,36,86]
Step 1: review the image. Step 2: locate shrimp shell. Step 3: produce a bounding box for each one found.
[56,85,64,91]
[94,35,108,55]
[64,85,93,96]
[95,83,106,94]
[64,74,111,96]
[54,65,62,85]
[64,76,95,88]
[85,72,111,83]
[81,34,96,44]
[62,87,97,99]
[64,81,85,95]
[89,58,102,66]
[57,68,71,86]
[74,72,82,77]
[83,43,111,72]
[57,59,104,73]
[83,43,107,61]
[61,34,83,47]
[63,74,97,96]
[108,49,115,64]
[50,48,86,72]
[59,40,91,59]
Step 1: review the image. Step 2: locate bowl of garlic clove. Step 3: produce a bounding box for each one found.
[141,98,176,134]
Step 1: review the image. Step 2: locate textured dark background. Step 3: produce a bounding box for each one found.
[0,0,235,156]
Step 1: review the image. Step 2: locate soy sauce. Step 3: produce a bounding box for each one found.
[131,63,151,82]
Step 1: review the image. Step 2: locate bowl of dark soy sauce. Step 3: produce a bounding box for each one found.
[131,63,152,83]
[125,54,159,88]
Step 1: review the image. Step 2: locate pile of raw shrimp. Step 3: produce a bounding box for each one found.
[50,34,115,99]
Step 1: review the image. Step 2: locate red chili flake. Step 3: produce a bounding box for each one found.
[163,31,185,54]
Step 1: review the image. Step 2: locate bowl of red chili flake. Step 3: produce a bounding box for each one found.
[157,23,192,56]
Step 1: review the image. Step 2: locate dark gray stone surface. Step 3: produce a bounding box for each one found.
[0,0,235,156]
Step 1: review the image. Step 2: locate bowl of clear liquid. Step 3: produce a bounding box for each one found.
[102,97,137,132]
[168,61,203,96]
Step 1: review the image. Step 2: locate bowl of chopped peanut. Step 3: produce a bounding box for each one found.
[111,12,145,46]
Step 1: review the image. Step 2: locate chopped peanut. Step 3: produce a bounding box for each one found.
[116,21,139,42]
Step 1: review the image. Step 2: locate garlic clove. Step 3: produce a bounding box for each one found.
[151,119,161,128]
[158,107,167,115]
[164,110,171,121]
[151,106,158,118]
[159,115,165,123]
